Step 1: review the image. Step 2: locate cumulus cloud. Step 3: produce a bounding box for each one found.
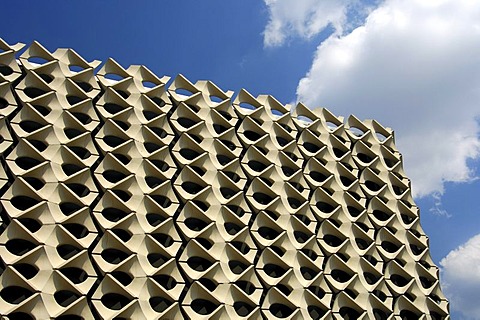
[263,0,350,47]
[440,234,480,319]
[295,0,480,197]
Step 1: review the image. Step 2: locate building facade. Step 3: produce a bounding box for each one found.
[0,39,449,319]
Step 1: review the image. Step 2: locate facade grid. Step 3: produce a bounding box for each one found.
[0,39,449,319]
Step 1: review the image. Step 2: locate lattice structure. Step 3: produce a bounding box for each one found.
[0,39,449,319]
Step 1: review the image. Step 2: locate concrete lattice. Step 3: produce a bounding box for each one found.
[0,39,449,319]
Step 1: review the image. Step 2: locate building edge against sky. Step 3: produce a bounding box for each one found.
[0,39,449,319]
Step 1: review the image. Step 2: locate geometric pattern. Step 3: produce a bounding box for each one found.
[0,39,449,319]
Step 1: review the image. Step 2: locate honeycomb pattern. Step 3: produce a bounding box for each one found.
[0,39,449,319]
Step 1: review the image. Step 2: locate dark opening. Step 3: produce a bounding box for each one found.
[142,109,159,120]
[281,166,295,176]
[24,87,48,99]
[225,222,242,235]
[152,274,177,290]
[180,148,200,160]
[229,260,247,274]
[356,238,370,250]
[253,192,274,205]
[236,281,255,295]
[331,269,352,283]
[364,272,379,285]
[224,171,240,182]
[269,303,294,318]
[301,249,318,260]
[11,196,40,211]
[373,309,389,320]
[12,263,38,279]
[244,130,262,141]
[146,213,166,226]
[216,154,232,165]
[57,244,81,260]
[0,64,13,76]
[8,313,34,320]
[150,296,172,313]
[288,197,302,209]
[150,194,171,208]
[28,140,47,152]
[220,187,236,199]
[316,201,336,213]
[300,266,316,280]
[185,218,208,231]
[372,289,387,302]
[75,81,93,92]
[144,142,161,153]
[258,227,280,240]
[152,233,174,247]
[104,103,125,115]
[0,97,7,109]
[102,208,128,222]
[365,180,382,192]
[226,204,244,217]
[72,112,92,125]
[151,97,166,107]
[270,246,285,257]
[64,128,83,139]
[391,274,409,287]
[101,248,129,264]
[264,264,287,278]
[101,293,131,310]
[103,135,126,148]
[357,153,374,163]
[307,286,325,299]
[399,310,420,320]
[231,241,250,254]
[67,146,91,159]
[111,189,131,202]
[103,170,127,183]
[197,239,213,251]
[381,241,400,253]
[20,120,44,133]
[62,163,82,176]
[324,234,343,247]
[111,271,133,286]
[187,256,212,271]
[150,159,168,172]
[18,218,41,234]
[54,290,79,307]
[192,299,218,315]
[60,267,87,284]
[220,139,236,150]
[304,142,320,153]
[111,229,132,242]
[339,307,361,320]
[0,286,33,304]
[308,306,327,320]
[234,301,254,316]
[294,231,309,243]
[149,127,167,139]
[32,104,51,116]
[199,278,217,291]
[310,171,328,182]
[145,176,164,188]
[148,253,169,267]
[66,95,84,106]
[115,89,129,99]
[333,147,347,158]
[66,183,89,197]
[182,181,203,194]
[60,202,82,216]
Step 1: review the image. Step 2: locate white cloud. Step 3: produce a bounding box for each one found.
[295,0,480,197]
[440,234,480,319]
[263,0,350,47]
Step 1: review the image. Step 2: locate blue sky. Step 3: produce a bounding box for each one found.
[2,1,480,318]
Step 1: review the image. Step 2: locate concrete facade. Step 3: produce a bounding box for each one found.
[0,39,449,319]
